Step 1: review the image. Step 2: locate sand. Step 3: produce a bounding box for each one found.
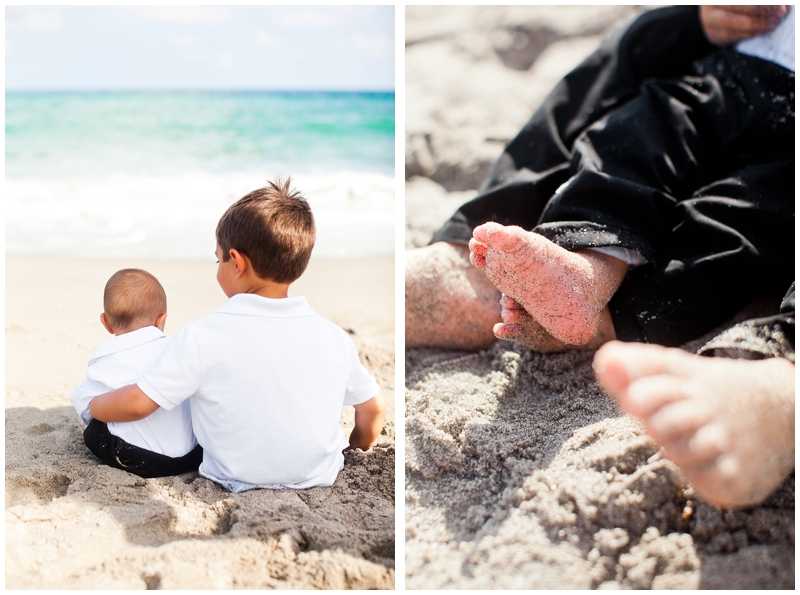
[5,254,395,589]
[404,5,794,589]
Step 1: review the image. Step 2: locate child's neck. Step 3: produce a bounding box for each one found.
[235,278,291,299]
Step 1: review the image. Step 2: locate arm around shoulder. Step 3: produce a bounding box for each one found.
[89,384,160,423]
[347,391,386,452]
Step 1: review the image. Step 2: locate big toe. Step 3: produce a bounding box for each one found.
[472,222,502,244]
[484,224,527,252]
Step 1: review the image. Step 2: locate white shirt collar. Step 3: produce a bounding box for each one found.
[88,326,167,365]
[216,293,316,318]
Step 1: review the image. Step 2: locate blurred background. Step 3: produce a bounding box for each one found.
[404,5,644,249]
[6,6,395,259]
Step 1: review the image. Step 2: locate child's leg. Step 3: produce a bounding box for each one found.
[406,242,502,350]
[469,223,629,345]
[594,341,794,508]
[83,420,203,478]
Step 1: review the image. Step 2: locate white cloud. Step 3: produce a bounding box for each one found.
[6,7,63,32]
[116,6,231,25]
[254,31,285,48]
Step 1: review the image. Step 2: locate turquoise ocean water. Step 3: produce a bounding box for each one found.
[6,91,395,258]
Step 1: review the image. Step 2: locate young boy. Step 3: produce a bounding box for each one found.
[72,269,202,478]
[89,179,386,493]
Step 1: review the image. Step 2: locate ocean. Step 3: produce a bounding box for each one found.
[5,91,395,259]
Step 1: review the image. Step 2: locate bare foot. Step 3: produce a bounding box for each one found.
[496,295,619,351]
[406,242,501,350]
[469,222,628,345]
[494,295,570,352]
[594,341,795,509]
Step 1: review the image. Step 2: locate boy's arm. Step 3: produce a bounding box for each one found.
[89,384,160,423]
[346,391,386,451]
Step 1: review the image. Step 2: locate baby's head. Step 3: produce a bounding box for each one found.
[101,269,167,336]
[215,177,315,289]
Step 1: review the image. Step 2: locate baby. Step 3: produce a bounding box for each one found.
[72,269,202,478]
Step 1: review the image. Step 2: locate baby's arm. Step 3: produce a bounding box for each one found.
[89,384,160,423]
[347,391,386,451]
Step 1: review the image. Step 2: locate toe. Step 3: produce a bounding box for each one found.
[485,224,525,252]
[472,222,501,243]
[624,375,689,418]
[501,306,527,324]
[663,423,727,468]
[468,238,488,257]
[469,252,486,269]
[595,342,696,388]
[646,398,712,444]
[493,322,520,340]
[499,294,523,310]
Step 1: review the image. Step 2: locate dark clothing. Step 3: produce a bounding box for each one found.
[84,419,203,479]
[431,6,795,346]
[698,283,795,362]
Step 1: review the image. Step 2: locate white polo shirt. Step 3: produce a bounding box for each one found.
[71,326,197,458]
[137,293,380,490]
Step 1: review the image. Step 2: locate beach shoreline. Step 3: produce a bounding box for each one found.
[5,254,395,589]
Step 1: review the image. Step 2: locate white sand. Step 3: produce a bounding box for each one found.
[6,254,395,589]
[404,5,794,589]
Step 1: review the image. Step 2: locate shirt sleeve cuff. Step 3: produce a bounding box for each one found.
[136,379,178,411]
[345,378,381,406]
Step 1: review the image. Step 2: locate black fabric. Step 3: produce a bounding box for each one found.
[698,283,795,361]
[84,419,203,479]
[431,6,795,346]
[431,5,717,246]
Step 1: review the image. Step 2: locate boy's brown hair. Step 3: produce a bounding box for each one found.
[104,269,167,331]
[216,177,315,283]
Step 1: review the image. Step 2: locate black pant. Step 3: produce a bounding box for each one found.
[431,6,794,346]
[84,420,203,479]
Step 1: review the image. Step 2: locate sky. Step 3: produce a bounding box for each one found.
[5,5,395,91]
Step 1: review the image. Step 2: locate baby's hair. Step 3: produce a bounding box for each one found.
[103,269,167,331]
[216,177,315,283]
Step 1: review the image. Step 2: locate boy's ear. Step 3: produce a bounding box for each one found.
[155,313,167,332]
[229,248,249,278]
[100,313,115,335]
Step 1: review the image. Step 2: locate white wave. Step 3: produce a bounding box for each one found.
[5,170,395,259]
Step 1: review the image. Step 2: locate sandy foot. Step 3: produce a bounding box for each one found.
[469,222,627,345]
[494,295,571,351]
[594,341,795,508]
[406,242,501,350]
[496,295,618,352]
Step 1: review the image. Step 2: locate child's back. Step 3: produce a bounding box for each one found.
[138,293,379,491]
[72,326,195,457]
[74,268,201,478]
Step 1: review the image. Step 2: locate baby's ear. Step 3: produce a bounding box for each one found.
[155,313,167,332]
[100,313,115,335]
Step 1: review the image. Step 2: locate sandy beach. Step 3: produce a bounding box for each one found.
[405,5,794,589]
[6,254,395,589]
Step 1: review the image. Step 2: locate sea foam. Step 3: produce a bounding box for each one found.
[6,170,394,260]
